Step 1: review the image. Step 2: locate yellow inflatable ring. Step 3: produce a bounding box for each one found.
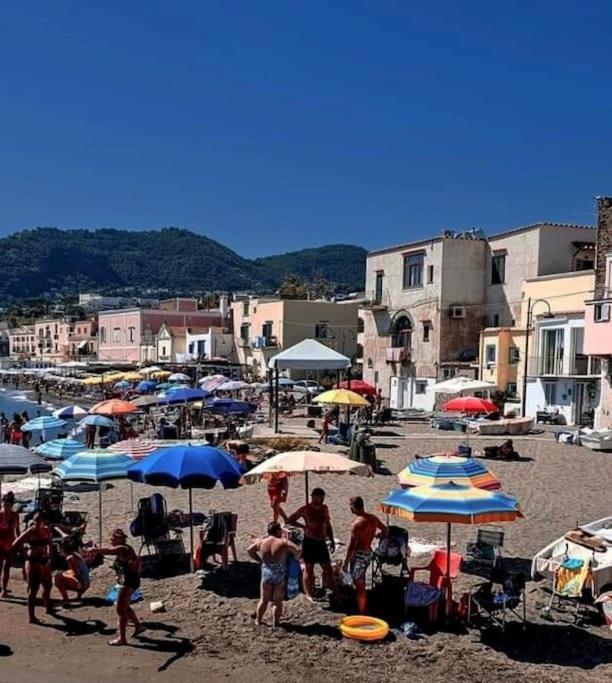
[339,615,389,641]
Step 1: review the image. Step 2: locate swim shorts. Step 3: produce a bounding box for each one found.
[350,550,373,581]
[302,536,330,566]
[262,561,287,586]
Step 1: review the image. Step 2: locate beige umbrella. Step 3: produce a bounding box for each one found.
[243,450,372,501]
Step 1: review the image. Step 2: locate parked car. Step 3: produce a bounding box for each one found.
[293,380,323,396]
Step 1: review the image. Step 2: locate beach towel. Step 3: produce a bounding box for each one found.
[286,556,300,600]
[105,585,143,604]
[555,559,590,598]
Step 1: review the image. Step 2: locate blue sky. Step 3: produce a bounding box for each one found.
[1,1,612,257]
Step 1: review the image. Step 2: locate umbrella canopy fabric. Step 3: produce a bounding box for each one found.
[168,372,191,382]
[198,374,229,391]
[130,395,161,408]
[139,366,162,375]
[156,382,173,390]
[151,370,172,379]
[127,445,243,489]
[79,414,116,428]
[216,380,250,392]
[434,377,497,395]
[137,380,157,392]
[114,380,131,390]
[52,405,88,420]
[35,438,85,461]
[442,396,497,414]
[336,380,376,396]
[22,416,67,432]
[0,444,53,475]
[202,398,256,416]
[314,388,369,407]
[54,449,133,482]
[379,483,522,524]
[159,388,209,404]
[82,376,104,386]
[123,371,144,381]
[90,399,138,416]
[109,439,157,460]
[398,455,501,490]
[268,338,350,370]
[243,450,372,483]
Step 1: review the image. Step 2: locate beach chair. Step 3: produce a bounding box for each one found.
[371,525,409,587]
[409,549,463,607]
[468,567,526,632]
[543,555,592,623]
[133,493,172,555]
[465,526,504,570]
[196,511,238,570]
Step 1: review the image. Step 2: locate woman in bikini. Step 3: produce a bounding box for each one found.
[54,537,91,603]
[92,528,144,646]
[11,512,53,623]
[0,491,20,597]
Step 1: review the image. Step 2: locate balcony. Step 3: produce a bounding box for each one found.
[250,336,278,349]
[364,288,390,310]
[527,355,601,377]
[386,346,411,363]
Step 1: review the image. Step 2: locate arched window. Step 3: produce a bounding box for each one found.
[390,314,412,348]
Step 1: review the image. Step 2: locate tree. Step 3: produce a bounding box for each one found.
[279,274,309,300]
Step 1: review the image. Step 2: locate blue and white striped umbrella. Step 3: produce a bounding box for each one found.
[35,438,85,461]
[22,416,67,432]
[52,405,88,420]
[78,415,116,429]
[54,448,133,542]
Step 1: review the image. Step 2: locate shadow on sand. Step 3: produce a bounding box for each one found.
[0,644,13,657]
[198,561,261,599]
[129,621,193,672]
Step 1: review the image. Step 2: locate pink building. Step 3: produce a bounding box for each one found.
[97,299,225,362]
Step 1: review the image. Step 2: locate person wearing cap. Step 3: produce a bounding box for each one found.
[287,488,339,601]
[91,529,144,645]
[0,491,20,597]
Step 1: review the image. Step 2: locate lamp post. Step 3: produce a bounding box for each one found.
[521,297,553,417]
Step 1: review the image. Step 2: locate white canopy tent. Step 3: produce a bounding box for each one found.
[433,377,497,395]
[268,339,351,431]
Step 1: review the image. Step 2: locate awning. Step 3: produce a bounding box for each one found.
[77,340,89,350]
[268,339,350,371]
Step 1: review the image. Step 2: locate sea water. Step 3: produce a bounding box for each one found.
[0,386,61,444]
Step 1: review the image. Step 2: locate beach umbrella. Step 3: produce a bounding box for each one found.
[168,372,191,383]
[130,395,161,409]
[22,416,67,432]
[123,371,144,382]
[243,450,372,501]
[442,396,497,414]
[109,438,157,460]
[52,405,88,420]
[82,376,104,386]
[90,399,138,416]
[314,388,369,407]
[156,382,173,391]
[128,445,243,566]
[216,380,249,392]
[159,388,209,404]
[54,449,133,542]
[434,378,497,395]
[151,370,172,379]
[336,380,376,396]
[139,366,162,376]
[0,444,52,496]
[136,380,157,393]
[198,374,229,391]
[398,455,501,490]
[379,483,523,615]
[79,414,116,429]
[114,380,131,390]
[35,438,84,461]
[202,398,256,417]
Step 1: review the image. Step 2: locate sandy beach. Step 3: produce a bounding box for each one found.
[1,420,611,683]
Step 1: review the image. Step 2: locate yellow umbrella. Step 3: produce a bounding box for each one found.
[313,388,369,407]
[122,371,143,382]
[151,370,172,379]
[105,372,125,382]
[82,376,103,386]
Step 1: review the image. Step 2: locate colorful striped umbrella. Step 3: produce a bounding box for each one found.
[35,438,85,461]
[198,374,229,391]
[52,405,88,420]
[109,439,157,460]
[379,483,523,615]
[22,416,67,432]
[54,449,133,542]
[398,455,501,490]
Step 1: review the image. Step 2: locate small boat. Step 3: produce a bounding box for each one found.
[580,430,612,452]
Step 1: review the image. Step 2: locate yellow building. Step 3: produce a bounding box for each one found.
[479,327,524,399]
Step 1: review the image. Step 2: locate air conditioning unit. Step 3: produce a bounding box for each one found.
[450,306,466,319]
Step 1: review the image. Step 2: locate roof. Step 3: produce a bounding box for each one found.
[268,339,351,370]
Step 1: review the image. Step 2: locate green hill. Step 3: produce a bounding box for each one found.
[0,227,366,298]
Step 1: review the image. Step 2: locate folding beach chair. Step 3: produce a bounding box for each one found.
[465,526,504,570]
[196,511,238,570]
[468,567,526,632]
[542,555,592,623]
[371,525,409,587]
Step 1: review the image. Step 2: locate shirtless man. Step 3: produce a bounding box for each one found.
[343,496,387,614]
[248,522,300,627]
[287,488,338,601]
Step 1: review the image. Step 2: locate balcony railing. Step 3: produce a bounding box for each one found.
[528,355,602,377]
[386,346,411,363]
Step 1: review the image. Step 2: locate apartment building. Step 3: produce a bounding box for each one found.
[155,324,233,364]
[584,196,612,428]
[362,223,595,411]
[231,297,358,379]
[8,325,37,360]
[98,298,226,363]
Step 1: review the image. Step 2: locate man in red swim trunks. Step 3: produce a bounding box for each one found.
[287,488,338,600]
[267,474,288,523]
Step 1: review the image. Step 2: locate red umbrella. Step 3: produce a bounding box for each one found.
[336,380,376,396]
[90,399,138,416]
[442,396,497,414]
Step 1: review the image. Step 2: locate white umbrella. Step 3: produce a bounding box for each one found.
[216,380,250,392]
[168,372,191,382]
[139,366,162,375]
[433,377,497,394]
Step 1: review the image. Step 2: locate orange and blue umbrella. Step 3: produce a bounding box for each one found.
[398,455,501,491]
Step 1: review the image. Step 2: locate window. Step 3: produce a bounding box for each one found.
[595,303,611,322]
[541,328,564,375]
[508,346,520,364]
[575,258,594,271]
[99,327,107,344]
[315,322,330,339]
[240,323,250,342]
[543,382,557,405]
[492,314,500,327]
[415,381,427,395]
[243,301,250,317]
[485,344,496,364]
[374,271,384,303]
[507,382,518,398]
[491,253,506,284]
[423,322,431,342]
[112,327,121,343]
[128,326,136,343]
[357,317,364,334]
[403,252,424,288]
[427,265,434,284]
[262,321,273,340]
[161,345,167,357]
[390,315,412,348]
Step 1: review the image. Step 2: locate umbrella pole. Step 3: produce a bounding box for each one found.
[446,522,452,619]
[189,488,194,573]
[304,471,309,503]
[274,368,279,434]
[98,485,103,545]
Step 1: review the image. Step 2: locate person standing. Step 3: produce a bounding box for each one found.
[247,521,300,627]
[342,496,387,614]
[267,474,289,523]
[92,529,144,646]
[318,411,334,444]
[287,488,338,601]
[0,492,20,597]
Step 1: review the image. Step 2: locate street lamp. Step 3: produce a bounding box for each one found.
[521,297,554,417]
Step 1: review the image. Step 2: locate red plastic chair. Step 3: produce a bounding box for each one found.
[409,549,463,619]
